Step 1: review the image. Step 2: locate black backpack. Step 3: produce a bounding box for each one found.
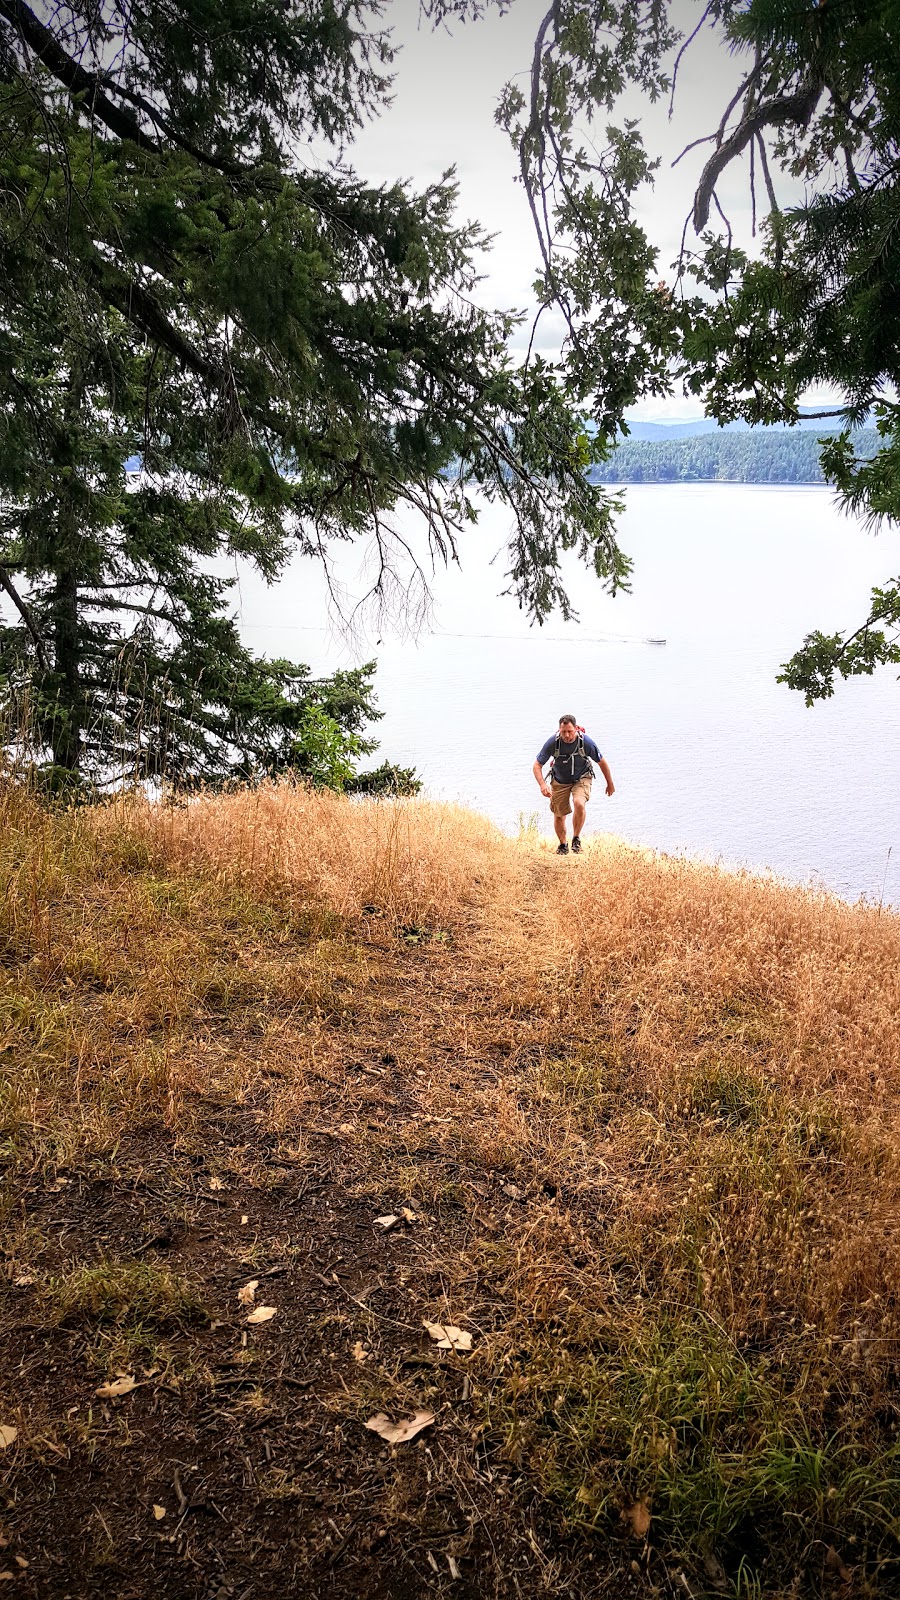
[553,729,593,782]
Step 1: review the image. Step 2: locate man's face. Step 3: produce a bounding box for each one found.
[559,720,577,743]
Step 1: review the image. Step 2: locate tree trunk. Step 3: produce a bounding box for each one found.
[49,553,81,774]
[49,360,85,777]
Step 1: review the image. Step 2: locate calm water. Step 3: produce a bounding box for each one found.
[233,486,900,906]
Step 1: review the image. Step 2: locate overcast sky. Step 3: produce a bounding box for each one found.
[348,0,762,420]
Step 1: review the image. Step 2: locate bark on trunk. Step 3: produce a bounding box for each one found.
[50,554,81,773]
[49,360,85,777]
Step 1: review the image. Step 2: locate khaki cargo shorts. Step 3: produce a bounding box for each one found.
[550,776,593,817]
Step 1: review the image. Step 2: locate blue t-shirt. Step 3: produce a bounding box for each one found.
[536,731,602,784]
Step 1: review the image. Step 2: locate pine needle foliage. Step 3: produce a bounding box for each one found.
[0,0,623,790]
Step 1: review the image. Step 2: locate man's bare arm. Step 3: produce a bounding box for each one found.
[533,759,551,797]
[597,757,615,797]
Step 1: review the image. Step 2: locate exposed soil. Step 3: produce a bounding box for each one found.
[0,910,642,1600]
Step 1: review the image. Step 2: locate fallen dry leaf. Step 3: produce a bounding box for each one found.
[13,1558,27,1571]
[152,1504,167,1521]
[208,1175,225,1191]
[246,1305,277,1325]
[240,1215,249,1225]
[423,1320,473,1353]
[375,1214,399,1231]
[400,1207,417,1223]
[95,1375,137,1399]
[0,1428,18,1449]
[624,1498,652,1539]
[237,1279,259,1306]
[13,1275,34,1288]
[447,1555,461,1579]
[352,1341,368,1363]
[825,1547,853,1583]
[365,1409,435,1445]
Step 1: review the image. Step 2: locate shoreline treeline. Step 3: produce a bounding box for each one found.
[591,428,881,486]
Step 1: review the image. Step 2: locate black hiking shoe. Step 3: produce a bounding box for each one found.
[556,841,569,856]
[571,835,582,854]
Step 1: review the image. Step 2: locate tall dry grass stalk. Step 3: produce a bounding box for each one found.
[504,836,900,1115]
[97,779,525,932]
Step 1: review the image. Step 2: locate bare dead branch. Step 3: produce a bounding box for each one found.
[796,409,858,420]
[754,131,783,263]
[712,190,733,257]
[672,131,717,169]
[756,132,779,216]
[518,0,559,285]
[668,5,711,120]
[694,77,824,232]
[0,562,49,671]
[716,67,762,152]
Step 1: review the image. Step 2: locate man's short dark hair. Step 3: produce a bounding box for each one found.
[559,714,578,727]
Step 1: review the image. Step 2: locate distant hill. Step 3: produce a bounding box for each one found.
[623,419,735,440]
[590,427,880,485]
[621,409,866,442]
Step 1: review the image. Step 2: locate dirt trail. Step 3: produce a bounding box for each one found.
[1,858,608,1600]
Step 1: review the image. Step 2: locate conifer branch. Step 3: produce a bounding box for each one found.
[0,562,49,671]
[87,261,221,390]
[0,0,160,151]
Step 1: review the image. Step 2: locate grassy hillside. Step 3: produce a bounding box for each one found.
[2,781,900,1598]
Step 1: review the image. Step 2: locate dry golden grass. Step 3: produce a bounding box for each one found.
[99,780,519,933]
[534,838,900,1110]
[5,777,900,1592]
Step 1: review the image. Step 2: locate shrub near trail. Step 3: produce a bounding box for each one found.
[2,780,900,1597]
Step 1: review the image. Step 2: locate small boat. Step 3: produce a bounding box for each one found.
[647,637,667,645]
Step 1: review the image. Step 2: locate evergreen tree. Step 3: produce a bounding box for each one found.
[494,0,900,700]
[0,0,621,789]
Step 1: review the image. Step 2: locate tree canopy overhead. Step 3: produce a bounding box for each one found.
[5,0,897,789]
[0,0,626,789]
[492,0,900,701]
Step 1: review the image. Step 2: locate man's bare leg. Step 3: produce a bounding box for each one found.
[553,813,568,845]
[572,800,587,840]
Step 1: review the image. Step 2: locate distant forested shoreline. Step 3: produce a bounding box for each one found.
[589,428,880,485]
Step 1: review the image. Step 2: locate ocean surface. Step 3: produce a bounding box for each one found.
[231,485,900,907]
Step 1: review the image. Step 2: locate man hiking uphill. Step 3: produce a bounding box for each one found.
[533,715,615,855]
